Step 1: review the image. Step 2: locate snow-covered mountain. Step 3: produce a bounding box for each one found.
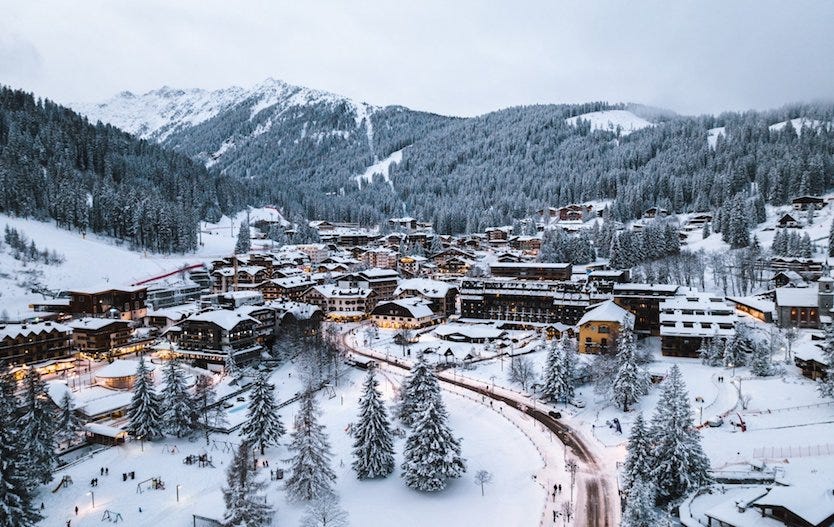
[73,78,375,143]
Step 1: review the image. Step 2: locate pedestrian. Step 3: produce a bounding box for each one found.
[131,471,135,480]
[66,521,71,527]
[122,473,126,482]
[100,467,104,476]
[105,468,109,475]
[75,506,79,515]
[553,510,557,522]
[139,507,143,513]
[559,484,562,493]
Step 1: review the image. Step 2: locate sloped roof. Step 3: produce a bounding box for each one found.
[578,300,634,327]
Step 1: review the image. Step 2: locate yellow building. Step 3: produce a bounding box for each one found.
[577,300,634,354]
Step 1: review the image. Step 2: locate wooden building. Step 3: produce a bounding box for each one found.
[613,283,681,335]
[176,310,262,365]
[67,318,132,357]
[0,321,73,366]
[394,278,459,317]
[489,262,572,281]
[659,293,736,357]
[371,298,438,329]
[68,286,147,320]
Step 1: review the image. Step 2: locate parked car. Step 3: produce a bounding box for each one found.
[569,399,586,408]
[547,410,562,420]
[705,416,724,427]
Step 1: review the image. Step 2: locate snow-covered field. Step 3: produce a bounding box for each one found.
[564,110,654,136]
[0,207,284,318]
[41,364,544,527]
[355,149,403,190]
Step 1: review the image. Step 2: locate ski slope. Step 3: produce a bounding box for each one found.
[565,110,654,136]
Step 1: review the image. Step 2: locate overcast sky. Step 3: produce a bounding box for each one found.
[1,0,833,117]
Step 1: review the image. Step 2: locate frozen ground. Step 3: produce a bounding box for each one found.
[40,364,544,527]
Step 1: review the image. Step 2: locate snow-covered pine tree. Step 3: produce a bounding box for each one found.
[612,325,649,412]
[235,220,251,254]
[19,368,58,485]
[396,357,440,427]
[649,365,711,503]
[126,355,163,441]
[241,369,286,455]
[620,478,659,527]
[698,336,724,367]
[799,232,813,258]
[56,390,84,446]
[818,324,834,399]
[749,339,774,377]
[701,221,711,239]
[225,351,240,381]
[0,366,41,526]
[160,358,195,438]
[222,441,274,527]
[285,392,336,501]
[351,369,395,479]
[300,497,350,527]
[541,340,565,402]
[723,331,750,370]
[622,413,652,491]
[829,220,834,257]
[559,333,578,403]
[401,387,466,491]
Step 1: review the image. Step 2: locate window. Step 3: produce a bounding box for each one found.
[598,325,609,334]
[600,338,608,347]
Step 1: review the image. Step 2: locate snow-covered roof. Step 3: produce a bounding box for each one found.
[0,321,71,340]
[373,298,434,319]
[752,484,834,525]
[394,278,454,298]
[146,304,200,320]
[358,268,400,279]
[267,276,315,288]
[184,310,261,330]
[434,324,505,340]
[577,300,634,327]
[613,283,680,294]
[67,317,129,331]
[490,262,570,269]
[85,422,128,438]
[95,359,153,379]
[312,284,372,299]
[775,286,819,308]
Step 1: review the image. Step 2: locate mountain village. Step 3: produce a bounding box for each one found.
[2,184,834,527]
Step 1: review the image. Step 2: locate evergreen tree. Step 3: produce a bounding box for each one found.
[235,220,251,254]
[352,369,395,479]
[723,327,753,370]
[160,359,195,438]
[396,357,440,427]
[19,368,58,485]
[0,366,41,527]
[699,337,724,367]
[649,365,711,502]
[749,340,774,377]
[126,356,164,441]
[829,220,834,257]
[701,221,711,239]
[56,390,84,446]
[541,340,565,402]
[622,414,652,491]
[285,392,337,501]
[818,324,834,399]
[799,232,813,258]
[621,478,659,527]
[401,386,466,491]
[222,441,274,527]
[612,326,649,412]
[241,369,286,455]
[225,351,240,381]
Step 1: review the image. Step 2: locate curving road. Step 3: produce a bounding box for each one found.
[337,325,619,527]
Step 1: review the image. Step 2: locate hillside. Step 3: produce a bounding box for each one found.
[72,80,834,234]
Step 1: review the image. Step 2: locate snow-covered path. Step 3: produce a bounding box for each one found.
[340,324,620,527]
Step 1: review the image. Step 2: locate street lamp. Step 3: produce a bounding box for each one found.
[176,484,181,502]
[87,490,95,509]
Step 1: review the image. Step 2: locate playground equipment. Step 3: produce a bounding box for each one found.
[51,475,73,493]
[184,453,215,468]
[101,510,123,523]
[136,477,165,494]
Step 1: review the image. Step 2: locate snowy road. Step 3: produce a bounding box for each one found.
[338,325,620,527]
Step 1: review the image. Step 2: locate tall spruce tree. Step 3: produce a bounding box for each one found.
[401,386,466,491]
[649,365,711,503]
[222,441,274,527]
[19,368,57,485]
[541,340,565,402]
[161,359,195,438]
[620,478,659,527]
[352,369,395,479]
[285,392,337,501]
[56,390,84,446]
[612,325,649,412]
[241,369,286,455]
[622,414,652,491]
[818,324,834,399]
[397,357,439,427]
[559,334,578,403]
[235,221,251,254]
[126,356,163,441]
[0,366,41,527]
